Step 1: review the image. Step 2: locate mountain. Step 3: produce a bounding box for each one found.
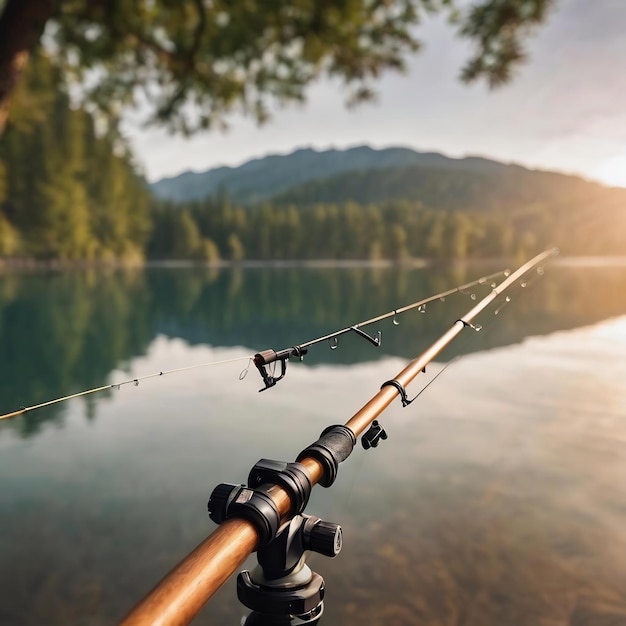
[149,144,626,260]
[150,145,508,204]
[273,162,614,213]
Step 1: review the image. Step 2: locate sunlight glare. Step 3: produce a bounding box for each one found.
[593,152,626,188]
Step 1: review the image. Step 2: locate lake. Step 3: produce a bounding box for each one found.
[1,260,626,625]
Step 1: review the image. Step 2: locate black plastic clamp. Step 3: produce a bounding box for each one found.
[248,459,312,515]
[296,425,356,488]
[208,458,314,545]
[208,483,280,545]
[362,420,388,450]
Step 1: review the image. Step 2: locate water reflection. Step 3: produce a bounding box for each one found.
[0,262,625,438]
[0,265,625,625]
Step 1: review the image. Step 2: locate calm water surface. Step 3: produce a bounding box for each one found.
[1,262,626,625]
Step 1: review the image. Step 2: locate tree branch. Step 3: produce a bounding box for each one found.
[0,0,59,134]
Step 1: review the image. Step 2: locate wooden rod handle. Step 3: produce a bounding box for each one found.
[121,518,259,626]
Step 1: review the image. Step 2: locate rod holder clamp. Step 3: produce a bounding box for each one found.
[248,459,312,516]
[208,483,281,545]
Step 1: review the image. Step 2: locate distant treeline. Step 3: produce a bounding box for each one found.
[149,197,542,261]
[148,189,625,261]
[1,54,624,263]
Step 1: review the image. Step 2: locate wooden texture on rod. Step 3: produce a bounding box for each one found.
[122,249,556,626]
[121,518,257,626]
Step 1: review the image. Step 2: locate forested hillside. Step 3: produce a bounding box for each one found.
[1,54,623,264]
[273,163,615,212]
[148,145,625,261]
[149,158,625,260]
[148,191,625,262]
[149,198,528,261]
[0,54,151,262]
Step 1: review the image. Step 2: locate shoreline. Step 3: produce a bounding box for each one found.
[1,255,625,273]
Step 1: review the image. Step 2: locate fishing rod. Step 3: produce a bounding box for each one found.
[0,269,506,422]
[121,248,558,626]
[252,269,506,391]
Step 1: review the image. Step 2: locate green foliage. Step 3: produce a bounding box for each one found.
[22,0,554,134]
[148,183,626,262]
[0,52,152,262]
[172,210,201,259]
[147,198,517,261]
[2,50,623,264]
[226,233,245,262]
[0,159,5,204]
[460,0,553,87]
[195,238,221,262]
[272,161,609,213]
[0,213,18,255]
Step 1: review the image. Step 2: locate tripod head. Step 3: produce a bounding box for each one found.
[238,513,341,624]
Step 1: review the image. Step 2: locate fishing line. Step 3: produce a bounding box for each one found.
[0,264,539,420]
[0,355,254,421]
[410,355,461,401]
[298,269,506,350]
[252,268,510,391]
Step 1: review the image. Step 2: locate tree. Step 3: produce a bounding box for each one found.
[195,238,221,263]
[172,209,201,259]
[0,213,18,255]
[0,51,152,261]
[227,232,245,262]
[0,0,555,135]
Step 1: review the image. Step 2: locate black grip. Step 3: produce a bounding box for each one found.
[296,425,356,487]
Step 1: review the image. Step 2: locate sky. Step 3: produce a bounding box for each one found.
[122,0,626,188]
